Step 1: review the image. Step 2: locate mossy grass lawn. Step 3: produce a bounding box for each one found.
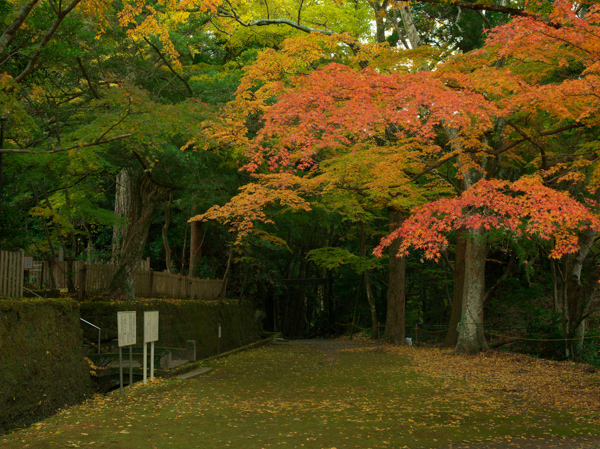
[2,340,599,448]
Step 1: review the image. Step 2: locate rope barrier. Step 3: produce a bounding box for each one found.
[484,330,600,342]
[335,322,600,343]
[417,328,448,334]
[336,322,371,332]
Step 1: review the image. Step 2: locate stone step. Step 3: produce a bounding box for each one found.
[177,367,212,379]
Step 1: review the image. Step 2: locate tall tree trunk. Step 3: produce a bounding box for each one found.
[108,171,168,300]
[112,168,133,264]
[189,221,203,277]
[31,182,57,290]
[555,229,600,358]
[456,228,489,354]
[162,192,173,273]
[219,243,233,298]
[181,221,188,275]
[386,208,406,344]
[370,1,389,44]
[399,4,421,48]
[444,229,466,346]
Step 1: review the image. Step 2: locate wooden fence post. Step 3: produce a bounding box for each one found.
[149,268,154,297]
[78,265,87,300]
[17,249,24,297]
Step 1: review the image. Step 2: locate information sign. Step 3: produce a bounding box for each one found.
[24,256,33,270]
[117,311,136,347]
[144,311,159,343]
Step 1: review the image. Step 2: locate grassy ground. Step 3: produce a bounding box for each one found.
[2,339,599,448]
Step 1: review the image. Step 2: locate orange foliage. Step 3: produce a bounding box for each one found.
[375,177,600,261]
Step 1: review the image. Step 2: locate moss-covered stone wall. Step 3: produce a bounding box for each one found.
[79,299,262,359]
[0,299,94,434]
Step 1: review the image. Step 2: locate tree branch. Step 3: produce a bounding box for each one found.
[509,122,548,170]
[412,0,560,27]
[484,252,516,304]
[0,0,40,54]
[143,37,193,96]
[14,0,82,83]
[217,7,335,36]
[76,57,100,99]
[297,0,304,25]
[0,133,132,154]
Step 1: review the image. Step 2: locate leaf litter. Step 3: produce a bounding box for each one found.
[1,339,599,448]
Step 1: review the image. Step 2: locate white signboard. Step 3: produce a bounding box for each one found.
[24,256,33,270]
[117,311,136,347]
[144,311,159,343]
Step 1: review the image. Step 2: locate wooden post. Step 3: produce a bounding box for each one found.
[17,249,24,297]
[78,265,87,300]
[149,268,154,297]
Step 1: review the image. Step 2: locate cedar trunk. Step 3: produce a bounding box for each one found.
[189,221,203,277]
[112,168,133,264]
[109,171,168,300]
[386,208,406,344]
[456,228,489,354]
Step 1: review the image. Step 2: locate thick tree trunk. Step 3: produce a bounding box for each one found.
[162,192,173,273]
[112,168,133,264]
[370,1,389,44]
[108,171,168,300]
[444,229,466,346]
[386,208,406,344]
[456,228,489,354]
[189,221,203,277]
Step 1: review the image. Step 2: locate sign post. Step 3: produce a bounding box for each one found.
[143,311,159,383]
[117,311,136,394]
[218,323,221,355]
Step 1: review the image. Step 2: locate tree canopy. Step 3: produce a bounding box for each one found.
[2,0,600,358]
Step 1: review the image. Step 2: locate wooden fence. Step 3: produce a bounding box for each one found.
[0,249,24,298]
[28,258,151,290]
[2,252,223,300]
[77,264,224,300]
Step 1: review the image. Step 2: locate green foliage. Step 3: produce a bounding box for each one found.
[307,246,382,274]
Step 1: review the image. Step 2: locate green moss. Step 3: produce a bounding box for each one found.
[0,299,94,434]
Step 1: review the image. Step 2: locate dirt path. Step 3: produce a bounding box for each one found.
[288,338,381,364]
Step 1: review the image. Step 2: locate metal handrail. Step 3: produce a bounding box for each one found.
[80,318,101,354]
[23,287,43,298]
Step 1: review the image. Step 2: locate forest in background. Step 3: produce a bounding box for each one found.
[2,0,600,361]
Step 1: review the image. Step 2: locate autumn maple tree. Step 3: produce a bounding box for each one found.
[375,178,600,353]
[194,0,600,356]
